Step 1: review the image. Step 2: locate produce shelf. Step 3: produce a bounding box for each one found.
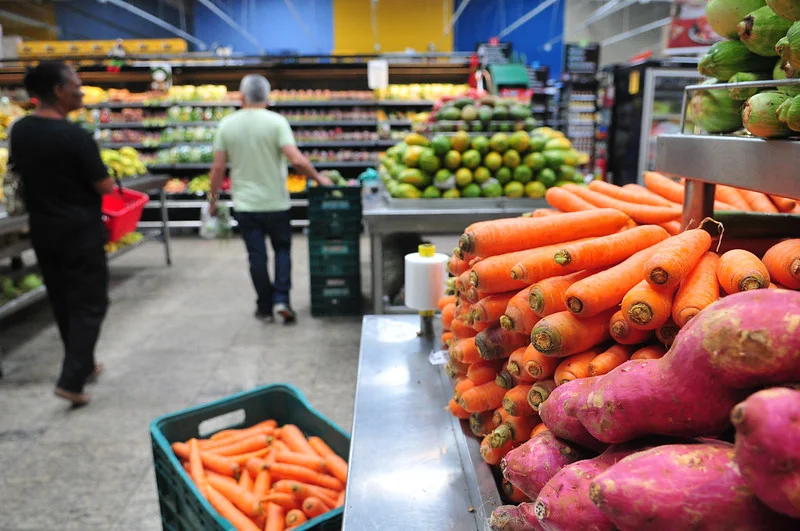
[655,134,800,199]
[92,121,220,129]
[92,119,412,130]
[145,199,309,208]
[137,219,310,229]
[0,285,47,322]
[102,140,398,150]
[0,238,31,261]
[149,161,376,172]
[85,100,433,109]
[0,214,29,237]
[105,230,160,261]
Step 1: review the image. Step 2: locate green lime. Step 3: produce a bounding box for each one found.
[461,183,482,198]
[481,178,504,198]
[537,168,558,188]
[558,164,576,182]
[455,168,473,187]
[524,152,546,171]
[442,188,461,199]
[525,181,546,199]
[513,165,533,184]
[504,181,524,198]
[495,167,512,185]
[484,152,503,172]
[529,135,547,152]
[473,167,492,185]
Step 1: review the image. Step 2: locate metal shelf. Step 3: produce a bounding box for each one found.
[105,230,160,261]
[137,218,309,229]
[0,238,31,261]
[0,214,28,237]
[144,199,309,208]
[91,119,412,130]
[85,100,433,109]
[148,161,376,172]
[101,140,396,150]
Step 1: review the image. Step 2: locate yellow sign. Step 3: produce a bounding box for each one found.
[17,39,187,58]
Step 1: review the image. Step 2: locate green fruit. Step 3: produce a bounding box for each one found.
[743,91,793,137]
[462,149,482,170]
[738,6,794,57]
[434,169,455,190]
[418,149,441,174]
[489,133,509,152]
[537,168,558,188]
[544,137,572,151]
[402,145,426,167]
[529,135,548,152]
[398,168,425,187]
[508,131,531,153]
[495,167,512,185]
[777,94,800,130]
[542,150,568,169]
[766,0,800,23]
[461,104,478,121]
[524,117,538,132]
[484,151,503,171]
[461,183,482,198]
[499,123,511,132]
[773,59,800,96]
[473,166,492,185]
[471,122,483,132]
[444,150,462,170]
[524,152,546,171]
[431,135,452,156]
[698,40,774,80]
[492,106,509,121]
[422,186,441,198]
[503,149,521,169]
[690,79,744,133]
[455,167,474,187]
[504,181,525,198]
[404,132,430,146]
[452,97,474,109]
[393,183,422,199]
[728,72,769,101]
[558,165,577,181]
[481,178,504,198]
[438,106,462,121]
[18,274,42,292]
[442,188,461,199]
[478,106,493,123]
[562,149,581,166]
[525,181,546,199]
[776,21,800,72]
[513,165,533,184]
[471,136,490,155]
[451,131,472,152]
[509,105,532,120]
[706,0,767,39]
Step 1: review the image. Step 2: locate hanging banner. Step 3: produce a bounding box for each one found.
[664,0,722,55]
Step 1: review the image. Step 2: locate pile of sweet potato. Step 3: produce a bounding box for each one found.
[491,289,800,530]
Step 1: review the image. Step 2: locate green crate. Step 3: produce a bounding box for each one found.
[311,296,362,317]
[310,275,362,317]
[308,186,362,214]
[309,253,361,277]
[308,209,362,239]
[150,384,349,531]
[308,236,360,261]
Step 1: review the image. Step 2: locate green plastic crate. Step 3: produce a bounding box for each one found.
[309,253,361,277]
[308,186,362,214]
[308,236,360,262]
[150,384,349,531]
[308,209,362,239]
[310,275,362,317]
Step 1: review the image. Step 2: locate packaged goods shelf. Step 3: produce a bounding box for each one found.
[85,100,434,109]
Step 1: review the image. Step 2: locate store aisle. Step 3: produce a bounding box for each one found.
[0,236,364,531]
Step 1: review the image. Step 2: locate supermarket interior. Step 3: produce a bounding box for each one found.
[1,0,800,530]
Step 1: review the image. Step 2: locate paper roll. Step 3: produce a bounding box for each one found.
[405,250,449,311]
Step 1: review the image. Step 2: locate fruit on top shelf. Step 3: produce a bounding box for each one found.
[101,147,148,178]
[375,83,470,101]
[81,86,107,105]
[305,150,380,163]
[294,128,381,142]
[270,89,374,101]
[283,109,379,121]
[166,85,228,102]
[187,175,210,195]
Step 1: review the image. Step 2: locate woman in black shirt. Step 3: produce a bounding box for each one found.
[10,61,115,406]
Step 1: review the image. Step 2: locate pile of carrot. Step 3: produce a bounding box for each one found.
[170,421,347,531]
[441,203,800,488]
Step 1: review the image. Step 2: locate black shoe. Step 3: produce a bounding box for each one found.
[274,303,297,324]
[255,309,275,323]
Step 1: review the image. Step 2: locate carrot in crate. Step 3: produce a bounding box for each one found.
[253,469,271,499]
[588,179,675,207]
[211,433,272,457]
[264,502,285,531]
[769,195,797,213]
[554,349,601,385]
[471,291,518,323]
[621,280,678,331]
[279,425,317,456]
[274,452,327,474]
[718,249,771,293]
[530,309,615,358]
[630,344,667,360]
[561,183,681,224]
[588,344,634,377]
[469,249,540,293]
[672,252,721,327]
[499,286,540,335]
[450,337,481,363]
[206,486,262,531]
[238,469,253,491]
[528,270,595,317]
[489,414,540,448]
[656,319,680,348]
[458,381,507,413]
[544,187,597,212]
[521,344,559,380]
[480,434,514,465]
[739,189,779,213]
[495,368,518,389]
[475,327,530,360]
[188,438,209,499]
[268,463,343,491]
[448,398,471,420]
[271,480,338,507]
[207,474,260,518]
[262,492,300,511]
[466,359,505,385]
[659,220,681,236]
[469,410,499,437]
[526,379,557,409]
[552,225,670,273]
[201,420,277,448]
[458,208,631,257]
[761,239,800,289]
[171,442,241,478]
[502,384,536,417]
[285,509,307,528]
[644,229,713,290]
[608,310,654,345]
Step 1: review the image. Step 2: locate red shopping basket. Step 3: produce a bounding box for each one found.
[102,187,149,242]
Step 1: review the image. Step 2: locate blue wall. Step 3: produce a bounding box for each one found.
[55,0,186,41]
[193,0,333,55]
[453,0,565,78]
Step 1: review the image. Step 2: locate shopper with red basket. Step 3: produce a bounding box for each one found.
[9,61,116,406]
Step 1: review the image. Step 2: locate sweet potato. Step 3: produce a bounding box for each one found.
[538,377,608,453]
[489,503,542,530]
[578,290,800,443]
[589,443,796,530]
[500,431,588,499]
[732,388,800,518]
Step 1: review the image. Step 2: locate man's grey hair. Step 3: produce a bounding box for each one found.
[240,74,271,104]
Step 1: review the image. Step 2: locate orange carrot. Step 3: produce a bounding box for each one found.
[718,249,771,293]
[441,302,456,331]
[521,343,560,380]
[438,294,456,310]
[207,474,260,518]
[472,291,518,323]
[562,183,681,224]
[279,425,316,456]
[456,269,472,297]
[739,190,779,213]
[715,185,752,211]
[285,509,307,528]
[458,208,631,257]
[302,496,330,519]
[508,238,592,284]
[590,180,675,207]
[305,437,348,485]
[502,478,531,503]
[644,229,712,290]
[200,422,277,450]
[554,349,601,385]
[445,358,469,380]
[621,280,677,331]
[642,172,688,203]
[335,491,345,508]
[274,451,327,473]
[210,434,271,457]
[458,381,507,413]
[530,309,615,357]
[189,438,209,499]
[495,368,519,390]
[264,502,285,531]
[762,239,800,289]
[206,486,262,531]
[769,195,797,213]
[588,344,634,376]
[631,344,667,360]
[499,286,540,335]
[253,469,271,499]
[528,270,596,317]
[659,220,682,236]
[480,434,514,465]
[532,423,550,437]
[544,186,597,212]
[530,207,562,217]
[229,448,271,466]
[672,252,721,327]
[656,319,680,347]
[467,359,505,385]
[450,337,482,364]
[526,379,557,409]
[441,332,455,348]
[552,225,670,273]
[505,347,532,382]
[238,469,253,492]
[450,318,478,340]
[271,480,338,508]
[469,250,541,293]
[453,378,476,401]
[465,286,490,304]
[448,398,471,419]
[448,254,470,276]
[493,407,511,429]
[475,327,530,361]
[609,310,655,345]
[263,492,300,511]
[564,241,667,317]
[469,410,500,437]
[502,384,535,417]
[488,413,540,448]
[268,463,343,491]
[197,450,240,478]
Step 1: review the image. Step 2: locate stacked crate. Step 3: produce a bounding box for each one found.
[307,186,362,316]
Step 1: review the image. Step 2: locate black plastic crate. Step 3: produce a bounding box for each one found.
[308,186,362,215]
[310,274,362,317]
[311,295,362,317]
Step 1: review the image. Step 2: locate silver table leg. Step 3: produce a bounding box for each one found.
[682,180,716,230]
[159,188,173,266]
[371,233,384,314]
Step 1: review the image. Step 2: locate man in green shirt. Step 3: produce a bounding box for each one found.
[209,74,331,323]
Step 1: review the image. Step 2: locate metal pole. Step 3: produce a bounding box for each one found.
[194,0,264,53]
[497,0,559,39]
[283,0,320,52]
[601,17,671,47]
[102,0,207,50]
[446,0,472,35]
[0,9,59,32]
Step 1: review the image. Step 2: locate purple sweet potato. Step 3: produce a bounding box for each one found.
[578,290,800,443]
[732,387,800,518]
[538,377,608,452]
[489,504,542,530]
[589,443,796,530]
[500,431,588,499]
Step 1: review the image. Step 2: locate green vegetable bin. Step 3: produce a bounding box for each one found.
[150,383,350,531]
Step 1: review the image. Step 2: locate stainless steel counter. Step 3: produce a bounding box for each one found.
[343,315,501,531]
[362,189,547,313]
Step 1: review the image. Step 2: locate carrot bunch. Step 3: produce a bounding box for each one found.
[171,422,347,531]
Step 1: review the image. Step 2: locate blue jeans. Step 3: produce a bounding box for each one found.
[236,210,292,313]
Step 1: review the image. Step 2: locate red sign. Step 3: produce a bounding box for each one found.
[489,37,499,46]
[666,1,722,54]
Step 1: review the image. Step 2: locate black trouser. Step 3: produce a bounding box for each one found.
[236,210,292,314]
[31,220,109,394]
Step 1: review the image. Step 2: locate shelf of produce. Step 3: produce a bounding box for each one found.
[0,238,31,261]
[85,100,433,109]
[120,175,170,193]
[101,140,397,150]
[92,121,220,129]
[137,218,310,229]
[148,162,376,172]
[344,314,500,531]
[0,214,28,237]
[92,120,413,130]
[145,198,309,208]
[105,230,160,261]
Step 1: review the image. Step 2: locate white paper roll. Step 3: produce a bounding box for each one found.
[404,251,449,311]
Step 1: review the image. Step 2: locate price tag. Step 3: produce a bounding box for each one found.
[429,349,449,366]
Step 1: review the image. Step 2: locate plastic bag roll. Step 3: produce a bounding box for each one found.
[405,250,449,310]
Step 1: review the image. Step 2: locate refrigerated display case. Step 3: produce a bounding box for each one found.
[599,59,700,186]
